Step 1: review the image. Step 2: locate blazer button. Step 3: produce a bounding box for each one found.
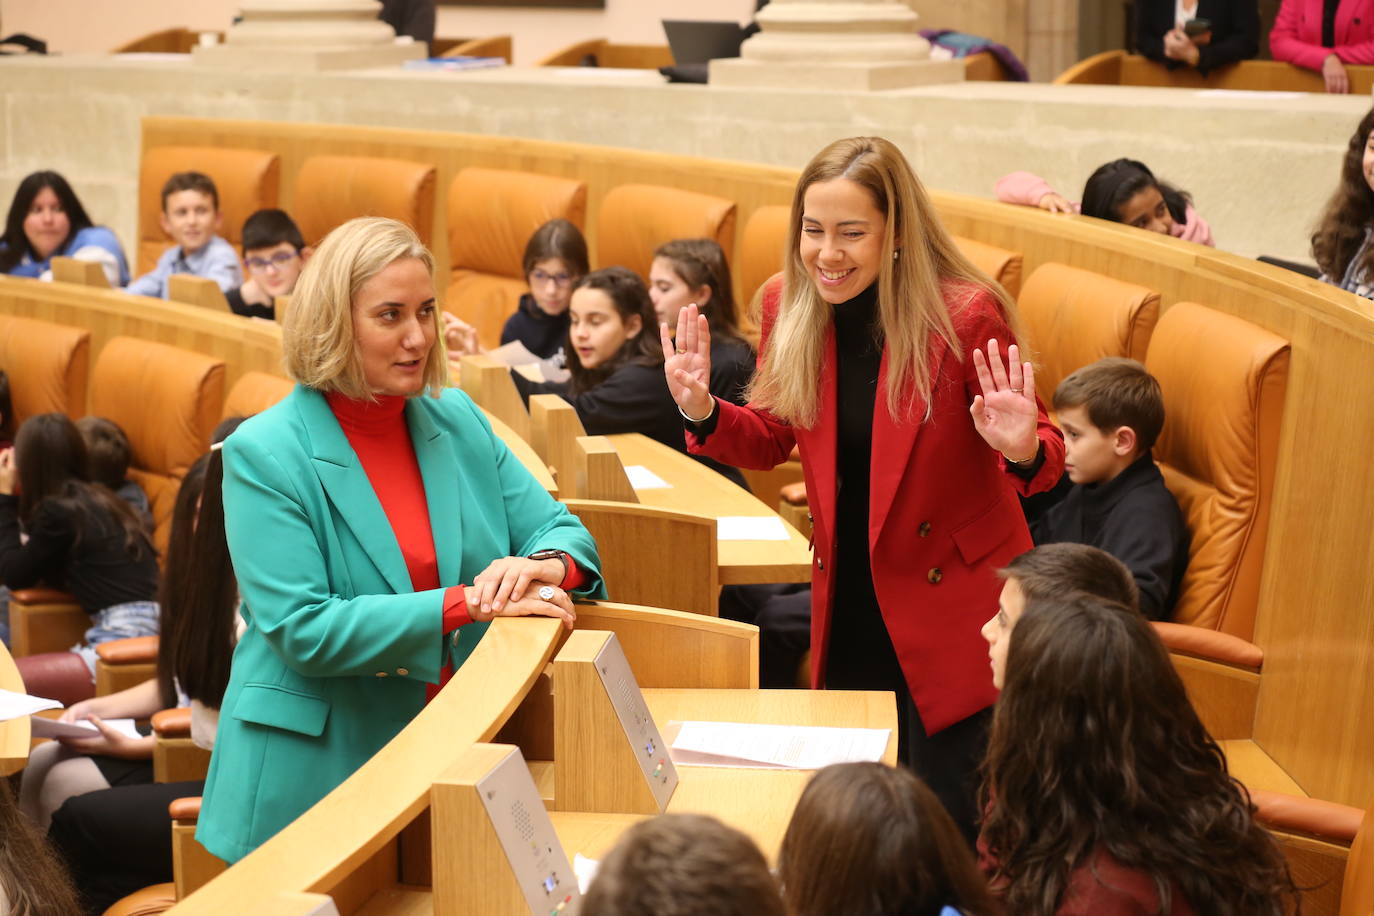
[375,671,388,677]
[817,558,824,570]
[918,521,932,537]
[396,668,409,676]
[927,567,943,584]
[807,512,814,523]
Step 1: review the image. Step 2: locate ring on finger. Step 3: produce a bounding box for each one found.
[1010,387,1023,394]
[676,348,687,355]
[538,585,556,601]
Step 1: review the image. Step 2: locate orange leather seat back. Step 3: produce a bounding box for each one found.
[952,235,1025,301]
[88,337,226,555]
[222,371,294,420]
[293,155,436,248]
[596,184,736,282]
[446,167,586,348]
[1344,798,1374,916]
[1018,262,1160,395]
[1145,302,1289,637]
[138,146,280,275]
[0,315,90,423]
[737,206,791,310]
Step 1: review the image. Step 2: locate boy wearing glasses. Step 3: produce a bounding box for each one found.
[227,209,311,319]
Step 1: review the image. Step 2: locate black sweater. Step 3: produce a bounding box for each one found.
[1031,451,1190,620]
[0,493,159,614]
[501,294,570,365]
[1135,0,1260,75]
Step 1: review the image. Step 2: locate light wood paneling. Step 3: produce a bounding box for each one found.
[0,641,30,776]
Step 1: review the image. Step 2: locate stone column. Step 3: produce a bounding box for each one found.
[710,0,963,91]
[192,0,424,72]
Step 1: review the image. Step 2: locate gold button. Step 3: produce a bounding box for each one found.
[918,521,932,537]
[927,568,942,584]
[375,671,388,678]
[817,559,824,571]
[396,668,409,676]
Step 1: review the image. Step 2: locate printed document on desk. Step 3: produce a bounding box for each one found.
[667,720,890,769]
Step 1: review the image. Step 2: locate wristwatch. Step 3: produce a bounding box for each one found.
[527,548,569,583]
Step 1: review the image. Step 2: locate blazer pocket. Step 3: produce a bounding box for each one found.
[950,493,1018,567]
[232,683,331,738]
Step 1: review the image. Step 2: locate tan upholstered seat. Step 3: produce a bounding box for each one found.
[222,371,294,420]
[596,184,736,281]
[138,146,280,275]
[88,337,226,554]
[446,167,586,349]
[293,155,436,247]
[1145,302,1289,640]
[736,206,791,309]
[952,235,1025,301]
[0,315,90,422]
[1017,262,1160,394]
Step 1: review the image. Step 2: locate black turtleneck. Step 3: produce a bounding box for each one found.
[501,293,569,365]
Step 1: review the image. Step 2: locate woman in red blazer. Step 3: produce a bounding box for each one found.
[663,136,1064,841]
[1270,0,1374,92]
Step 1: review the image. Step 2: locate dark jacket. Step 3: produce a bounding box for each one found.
[500,294,569,365]
[1136,0,1260,75]
[1032,451,1190,620]
[710,334,755,408]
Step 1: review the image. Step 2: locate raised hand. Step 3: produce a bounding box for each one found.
[660,303,714,421]
[969,339,1040,463]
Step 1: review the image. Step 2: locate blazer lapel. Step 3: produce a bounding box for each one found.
[297,389,413,595]
[408,400,463,587]
[810,326,840,543]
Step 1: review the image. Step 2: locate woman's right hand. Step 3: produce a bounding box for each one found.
[473,586,577,630]
[442,311,482,358]
[1036,191,1074,215]
[1323,54,1350,94]
[661,303,714,421]
[58,698,102,724]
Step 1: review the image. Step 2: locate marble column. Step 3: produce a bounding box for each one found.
[192,0,424,72]
[710,0,963,91]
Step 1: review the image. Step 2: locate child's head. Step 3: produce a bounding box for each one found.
[1052,356,1163,485]
[649,238,742,340]
[1,171,94,269]
[1081,159,1188,235]
[779,762,997,916]
[159,171,221,256]
[0,369,13,442]
[241,208,309,298]
[14,412,89,520]
[522,218,589,318]
[74,415,135,491]
[983,543,1140,689]
[1313,106,1374,280]
[566,266,661,394]
[582,813,785,916]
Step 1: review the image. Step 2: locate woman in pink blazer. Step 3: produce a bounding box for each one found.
[1270,0,1374,92]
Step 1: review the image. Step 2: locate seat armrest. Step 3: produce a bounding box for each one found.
[779,481,808,506]
[169,796,202,822]
[1153,622,1263,670]
[152,707,193,738]
[9,587,79,604]
[1248,789,1364,844]
[97,636,159,664]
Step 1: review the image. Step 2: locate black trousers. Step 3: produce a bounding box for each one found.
[718,583,812,688]
[49,779,205,915]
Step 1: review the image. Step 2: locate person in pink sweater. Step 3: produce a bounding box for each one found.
[1270,0,1374,93]
[995,159,1215,247]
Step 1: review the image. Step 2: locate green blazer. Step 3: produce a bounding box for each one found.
[197,385,603,863]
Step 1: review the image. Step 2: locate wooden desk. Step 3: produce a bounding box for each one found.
[606,433,812,586]
[0,641,30,776]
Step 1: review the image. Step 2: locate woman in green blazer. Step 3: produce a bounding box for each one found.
[197,218,603,863]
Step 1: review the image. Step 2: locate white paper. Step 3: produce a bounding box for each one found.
[0,688,62,721]
[668,721,890,770]
[716,516,789,541]
[30,717,142,741]
[573,854,600,894]
[623,465,671,490]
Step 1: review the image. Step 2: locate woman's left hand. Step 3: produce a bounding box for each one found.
[468,555,564,617]
[970,339,1040,463]
[57,715,154,759]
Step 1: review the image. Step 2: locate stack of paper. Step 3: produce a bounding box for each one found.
[0,688,61,721]
[667,721,890,769]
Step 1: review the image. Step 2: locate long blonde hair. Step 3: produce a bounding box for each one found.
[748,137,1021,427]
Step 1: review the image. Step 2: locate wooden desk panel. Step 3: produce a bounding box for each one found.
[607,433,811,586]
[0,641,30,776]
[481,407,556,497]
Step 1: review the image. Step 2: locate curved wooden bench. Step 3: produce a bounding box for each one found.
[1054,50,1374,93]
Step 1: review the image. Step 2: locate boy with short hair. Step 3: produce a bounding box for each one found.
[126,171,241,299]
[1031,357,1189,620]
[227,209,310,319]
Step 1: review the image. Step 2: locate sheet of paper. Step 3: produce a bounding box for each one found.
[573,853,600,894]
[30,717,142,741]
[623,465,671,490]
[668,720,890,770]
[488,340,542,367]
[0,688,62,722]
[716,516,789,541]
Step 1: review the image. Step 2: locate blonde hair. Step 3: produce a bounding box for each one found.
[748,137,1022,427]
[282,216,446,399]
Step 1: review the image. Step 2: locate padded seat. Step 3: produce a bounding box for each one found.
[139,146,280,275]
[596,184,736,281]
[0,315,90,422]
[88,337,226,554]
[222,371,294,420]
[103,883,176,916]
[952,235,1024,300]
[736,206,790,309]
[446,167,586,349]
[293,155,436,247]
[1017,262,1160,395]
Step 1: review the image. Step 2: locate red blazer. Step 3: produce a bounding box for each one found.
[689,277,1063,732]
[1270,0,1374,69]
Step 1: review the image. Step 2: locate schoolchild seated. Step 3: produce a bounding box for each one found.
[74,416,149,521]
[227,208,310,319]
[125,171,241,299]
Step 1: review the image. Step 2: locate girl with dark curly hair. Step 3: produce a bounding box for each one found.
[1313,106,1374,298]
